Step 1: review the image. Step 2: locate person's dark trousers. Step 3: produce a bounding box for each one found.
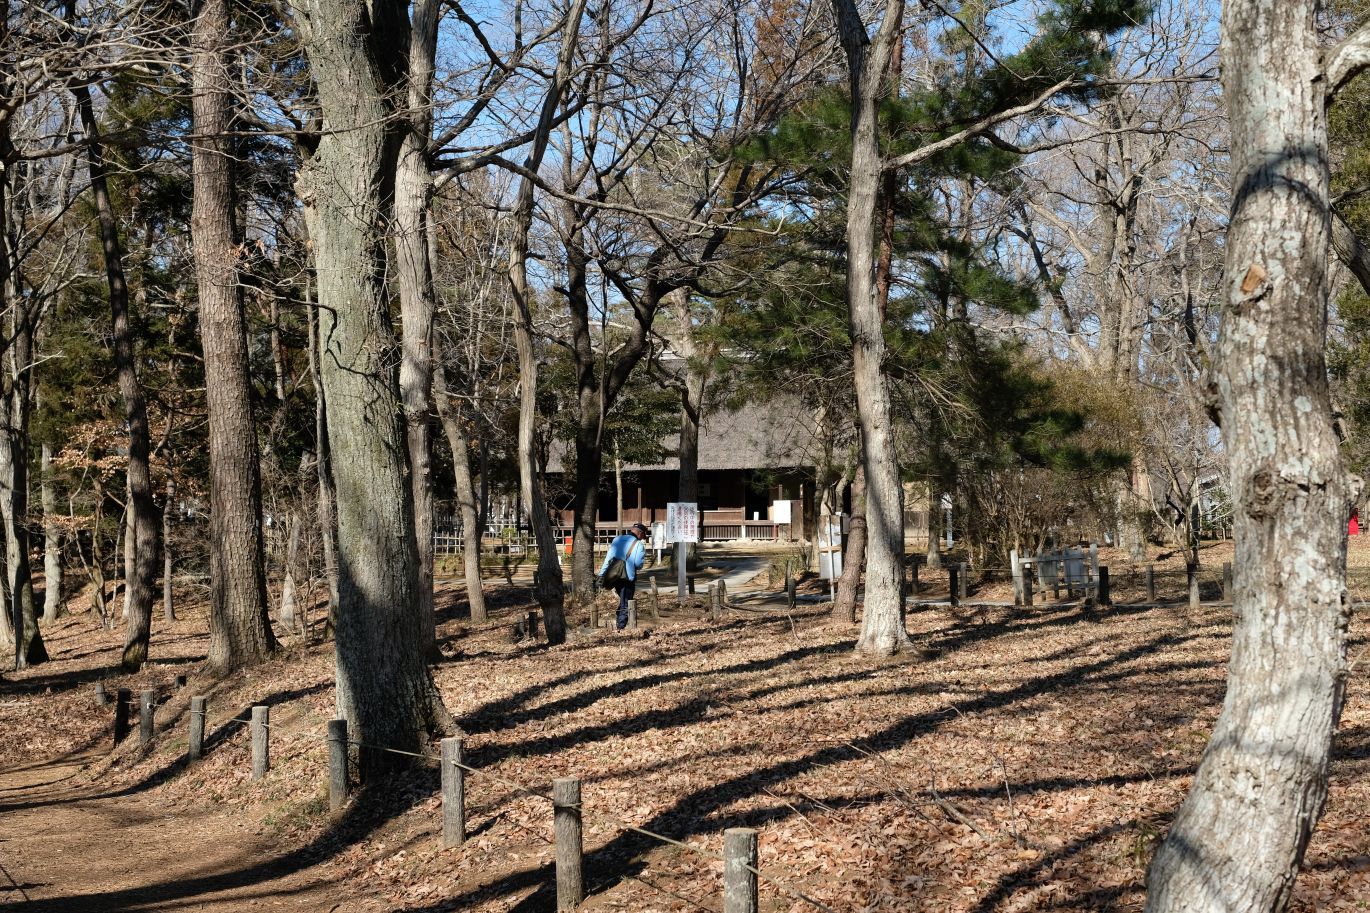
[615,579,636,629]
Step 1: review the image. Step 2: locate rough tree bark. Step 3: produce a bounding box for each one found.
[306,293,340,625]
[191,0,276,672]
[507,0,588,643]
[1144,3,1357,910]
[829,0,911,655]
[394,0,441,653]
[292,0,450,774]
[72,60,160,672]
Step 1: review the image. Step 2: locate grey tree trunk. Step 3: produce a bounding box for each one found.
[1145,2,1353,910]
[829,0,911,656]
[833,463,866,623]
[306,292,340,625]
[192,0,275,672]
[278,511,299,633]
[162,481,174,622]
[72,71,159,671]
[434,361,487,623]
[506,0,588,643]
[394,0,441,654]
[41,442,62,624]
[292,0,450,775]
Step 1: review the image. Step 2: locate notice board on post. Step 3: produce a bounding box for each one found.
[665,502,700,544]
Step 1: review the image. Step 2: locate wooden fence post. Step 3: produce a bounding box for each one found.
[1098,566,1111,606]
[139,689,155,746]
[526,610,539,641]
[441,736,465,847]
[114,688,131,746]
[188,696,207,762]
[957,562,969,600]
[1023,571,1034,608]
[649,576,661,619]
[948,565,959,607]
[708,581,719,619]
[724,827,759,913]
[1222,562,1233,600]
[786,568,797,608]
[328,719,349,812]
[627,598,637,629]
[554,777,583,911]
[94,682,109,707]
[251,705,269,779]
[1146,564,1156,602]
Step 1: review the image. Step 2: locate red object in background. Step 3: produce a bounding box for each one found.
[1351,509,1361,537]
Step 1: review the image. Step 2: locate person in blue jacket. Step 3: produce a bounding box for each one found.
[599,522,649,630]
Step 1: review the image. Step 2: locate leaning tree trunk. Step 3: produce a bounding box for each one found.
[41,442,62,624]
[504,0,587,644]
[192,0,275,672]
[394,0,441,654]
[1144,2,1352,911]
[833,462,867,623]
[73,76,160,672]
[434,364,488,623]
[830,0,910,656]
[292,0,450,776]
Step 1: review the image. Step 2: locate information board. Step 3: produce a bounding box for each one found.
[665,502,700,544]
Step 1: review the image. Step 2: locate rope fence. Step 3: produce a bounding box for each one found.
[91,682,825,913]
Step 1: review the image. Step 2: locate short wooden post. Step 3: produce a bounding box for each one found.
[1145,564,1156,602]
[139,689,156,746]
[910,555,920,595]
[627,598,637,629]
[526,610,539,641]
[649,576,661,619]
[1098,566,1111,606]
[947,565,959,607]
[1222,562,1233,600]
[786,568,797,608]
[688,575,696,595]
[441,736,465,847]
[1023,571,1034,607]
[114,688,131,745]
[175,673,188,689]
[188,696,207,762]
[94,682,109,707]
[328,718,349,812]
[553,777,583,911]
[707,581,719,619]
[957,562,969,599]
[723,827,759,913]
[251,705,269,779]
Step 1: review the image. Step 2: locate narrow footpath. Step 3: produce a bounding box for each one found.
[0,749,358,913]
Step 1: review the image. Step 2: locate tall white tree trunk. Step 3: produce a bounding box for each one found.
[1145,3,1354,910]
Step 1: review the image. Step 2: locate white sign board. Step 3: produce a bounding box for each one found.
[665,502,699,544]
[818,516,844,580]
[771,500,792,524]
[651,520,667,550]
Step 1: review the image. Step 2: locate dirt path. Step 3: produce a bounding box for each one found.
[0,749,365,913]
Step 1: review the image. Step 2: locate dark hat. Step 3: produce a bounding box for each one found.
[630,522,649,536]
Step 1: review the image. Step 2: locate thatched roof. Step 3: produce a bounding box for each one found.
[548,394,821,473]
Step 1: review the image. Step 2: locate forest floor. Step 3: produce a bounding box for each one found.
[2,541,1370,912]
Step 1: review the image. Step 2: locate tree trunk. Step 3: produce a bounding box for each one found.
[191,0,276,670]
[41,443,62,624]
[830,0,910,656]
[394,0,441,654]
[72,69,160,672]
[306,291,340,625]
[505,0,588,643]
[570,421,603,611]
[279,511,299,633]
[1144,2,1351,910]
[162,481,174,622]
[292,0,450,776]
[614,442,624,535]
[833,462,867,623]
[434,361,487,623]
